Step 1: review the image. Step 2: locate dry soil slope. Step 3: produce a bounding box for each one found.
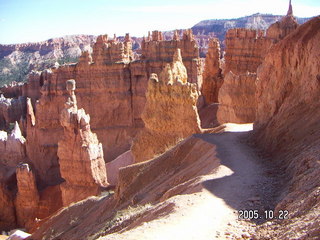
[31,124,276,240]
[254,16,320,239]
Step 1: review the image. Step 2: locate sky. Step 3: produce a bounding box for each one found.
[0,0,319,44]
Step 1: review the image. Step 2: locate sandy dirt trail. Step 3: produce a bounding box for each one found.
[102,124,275,240]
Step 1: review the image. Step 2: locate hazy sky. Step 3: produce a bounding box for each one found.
[0,0,319,44]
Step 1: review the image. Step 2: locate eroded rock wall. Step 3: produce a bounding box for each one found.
[217,28,272,123]
[224,28,273,75]
[217,5,300,124]
[26,30,203,186]
[254,17,320,239]
[201,38,223,104]
[57,80,108,206]
[141,30,203,86]
[131,49,201,163]
[15,163,39,229]
[217,72,257,123]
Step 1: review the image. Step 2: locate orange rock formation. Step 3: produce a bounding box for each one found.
[254,17,320,239]
[217,72,257,123]
[266,0,298,41]
[217,1,298,124]
[58,79,108,206]
[0,95,26,131]
[0,29,203,230]
[201,38,223,104]
[22,29,202,186]
[131,49,201,162]
[141,29,203,85]
[15,163,39,229]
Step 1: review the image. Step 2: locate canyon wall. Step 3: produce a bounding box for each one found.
[141,30,203,86]
[217,72,257,123]
[254,17,320,239]
[132,49,201,162]
[217,28,272,123]
[201,38,223,104]
[0,29,203,230]
[217,6,299,124]
[25,30,202,186]
[58,79,108,206]
[15,163,39,229]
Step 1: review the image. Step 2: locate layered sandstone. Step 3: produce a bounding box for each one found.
[58,79,108,206]
[15,163,39,229]
[131,49,201,162]
[25,96,62,186]
[217,2,298,124]
[217,28,272,123]
[217,72,256,123]
[24,29,202,186]
[254,17,320,239]
[141,29,203,85]
[223,28,272,75]
[201,38,223,104]
[92,34,133,64]
[0,30,204,230]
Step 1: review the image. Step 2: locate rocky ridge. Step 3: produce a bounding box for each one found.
[254,16,320,239]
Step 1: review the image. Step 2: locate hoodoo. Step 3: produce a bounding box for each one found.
[58,79,108,206]
[132,49,201,163]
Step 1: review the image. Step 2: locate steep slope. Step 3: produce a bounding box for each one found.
[31,124,277,240]
[254,16,320,239]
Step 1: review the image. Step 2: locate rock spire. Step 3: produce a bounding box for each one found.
[287,0,293,16]
[58,79,108,206]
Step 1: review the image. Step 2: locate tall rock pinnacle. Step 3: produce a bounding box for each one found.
[287,0,293,16]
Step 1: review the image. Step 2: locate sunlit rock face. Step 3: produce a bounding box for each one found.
[201,38,223,104]
[132,49,201,163]
[217,3,300,124]
[57,79,108,206]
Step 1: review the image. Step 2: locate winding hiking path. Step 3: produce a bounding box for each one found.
[102,123,276,240]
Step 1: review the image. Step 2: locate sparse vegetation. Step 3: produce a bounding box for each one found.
[89,203,152,240]
[0,53,79,88]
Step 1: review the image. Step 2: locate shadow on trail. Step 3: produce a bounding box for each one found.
[195,131,274,224]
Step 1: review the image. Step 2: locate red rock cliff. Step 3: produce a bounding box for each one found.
[254,17,320,239]
[24,30,203,186]
[57,79,108,206]
[15,163,39,230]
[201,38,223,104]
[131,49,201,162]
